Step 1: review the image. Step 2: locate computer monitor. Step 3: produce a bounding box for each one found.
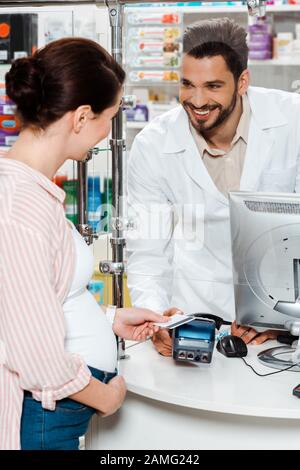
[229,191,300,337]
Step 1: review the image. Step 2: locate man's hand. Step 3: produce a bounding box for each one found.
[152,307,183,357]
[231,321,279,345]
[113,307,168,341]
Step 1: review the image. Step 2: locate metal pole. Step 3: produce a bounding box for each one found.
[110,1,125,308]
[110,2,127,360]
[99,1,127,360]
[77,161,88,227]
[76,153,97,245]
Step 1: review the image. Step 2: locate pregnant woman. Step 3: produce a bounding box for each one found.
[0,37,166,450]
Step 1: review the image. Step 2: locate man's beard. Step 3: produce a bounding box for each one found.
[184,87,238,135]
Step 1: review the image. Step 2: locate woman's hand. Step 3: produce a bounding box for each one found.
[112,307,168,341]
[98,376,127,417]
[152,307,183,356]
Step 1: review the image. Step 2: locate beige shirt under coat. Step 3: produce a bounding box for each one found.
[190,94,251,196]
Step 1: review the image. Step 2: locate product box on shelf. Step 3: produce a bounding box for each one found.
[62,179,78,225]
[0,82,20,146]
[125,103,149,122]
[126,10,183,84]
[0,114,20,146]
[127,12,181,26]
[248,16,273,60]
[53,172,68,189]
[0,14,38,64]
[130,70,180,82]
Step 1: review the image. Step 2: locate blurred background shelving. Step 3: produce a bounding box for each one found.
[1,1,300,307]
[123,2,300,148]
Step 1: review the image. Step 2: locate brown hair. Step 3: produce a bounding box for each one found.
[5,37,125,129]
[183,18,249,81]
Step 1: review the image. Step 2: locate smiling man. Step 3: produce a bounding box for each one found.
[126,18,300,355]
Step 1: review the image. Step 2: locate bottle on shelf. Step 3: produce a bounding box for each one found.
[88,175,102,233]
[248,15,273,60]
[62,179,78,225]
[101,177,113,233]
[277,32,294,60]
[125,101,149,122]
[53,171,68,189]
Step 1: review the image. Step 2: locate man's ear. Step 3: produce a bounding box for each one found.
[238,69,250,96]
[73,105,92,133]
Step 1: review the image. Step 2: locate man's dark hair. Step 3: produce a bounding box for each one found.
[183,18,249,81]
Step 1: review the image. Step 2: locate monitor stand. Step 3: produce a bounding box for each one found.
[257,346,300,372]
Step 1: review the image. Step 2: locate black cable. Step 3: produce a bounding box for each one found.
[192,313,231,330]
[240,357,300,377]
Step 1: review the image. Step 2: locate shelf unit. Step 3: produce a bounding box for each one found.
[124,2,300,142]
[125,4,300,14]
[0,4,114,275]
[249,58,300,65]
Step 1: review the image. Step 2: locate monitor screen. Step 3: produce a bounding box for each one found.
[229,191,300,335]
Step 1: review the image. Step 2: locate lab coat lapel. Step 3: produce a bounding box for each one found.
[163,106,228,205]
[240,87,288,191]
[183,138,229,205]
[240,119,274,190]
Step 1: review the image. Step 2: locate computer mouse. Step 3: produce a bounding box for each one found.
[216,335,248,358]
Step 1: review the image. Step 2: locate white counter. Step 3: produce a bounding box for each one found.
[86,338,300,450]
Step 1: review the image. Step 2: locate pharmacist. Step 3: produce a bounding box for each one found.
[126,18,300,354]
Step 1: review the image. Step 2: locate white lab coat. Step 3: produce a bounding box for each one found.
[126,87,300,320]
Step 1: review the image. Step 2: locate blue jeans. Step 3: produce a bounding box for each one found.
[20,366,117,450]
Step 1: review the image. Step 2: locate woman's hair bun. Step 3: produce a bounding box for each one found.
[3,38,125,129]
[5,57,43,115]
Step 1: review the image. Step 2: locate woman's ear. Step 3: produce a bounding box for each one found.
[73,105,92,133]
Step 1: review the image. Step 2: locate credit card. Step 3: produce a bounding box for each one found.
[153,314,195,330]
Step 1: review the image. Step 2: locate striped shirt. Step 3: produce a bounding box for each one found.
[0,157,91,450]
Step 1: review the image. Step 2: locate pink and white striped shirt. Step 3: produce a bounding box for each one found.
[0,157,92,450]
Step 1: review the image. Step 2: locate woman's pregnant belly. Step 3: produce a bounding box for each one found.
[63,289,118,372]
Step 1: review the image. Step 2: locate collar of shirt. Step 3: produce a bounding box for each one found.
[0,156,65,203]
[190,93,251,158]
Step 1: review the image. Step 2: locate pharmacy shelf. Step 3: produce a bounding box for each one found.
[249,58,300,65]
[125,4,300,14]
[126,60,300,80]
[181,4,300,13]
